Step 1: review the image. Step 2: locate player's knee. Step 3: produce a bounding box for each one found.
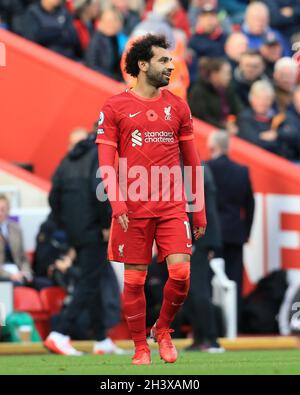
[124,269,147,285]
[168,261,190,281]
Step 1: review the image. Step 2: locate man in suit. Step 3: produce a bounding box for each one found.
[0,194,32,283]
[183,164,224,352]
[207,131,255,325]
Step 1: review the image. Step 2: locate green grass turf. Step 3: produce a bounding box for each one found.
[0,350,300,375]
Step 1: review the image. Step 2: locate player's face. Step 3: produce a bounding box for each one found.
[146,47,175,88]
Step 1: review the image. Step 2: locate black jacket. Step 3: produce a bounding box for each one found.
[85,31,122,81]
[188,79,243,128]
[232,67,269,107]
[237,108,281,154]
[277,106,300,161]
[49,133,111,247]
[207,154,254,245]
[192,164,222,252]
[262,0,300,41]
[22,3,81,59]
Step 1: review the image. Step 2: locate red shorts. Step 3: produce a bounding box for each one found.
[108,214,192,264]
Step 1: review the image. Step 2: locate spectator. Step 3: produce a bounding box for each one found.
[188,0,232,35]
[277,85,300,161]
[0,0,23,30]
[273,57,299,112]
[72,0,100,53]
[110,0,140,36]
[68,127,88,151]
[143,0,191,38]
[232,50,268,106]
[237,80,281,154]
[85,7,127,81]
[207,131,255,325]
[259,31,283,79]
[131,0,177,49]
[241,1,289,56]
[0,194,32,285]
[291,32,300,69]
[262,0,300,42]
[218,0,248,24]
[188,57,243,132]
[32,214,79,291]
[168,0,191,39]
[188,3,227,83]
[22,0,81,59]
[224,31,249,70]
[184,165,224,352]
[44,131,123,355]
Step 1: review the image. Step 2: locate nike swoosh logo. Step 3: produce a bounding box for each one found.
[129,111,141,118]
[187,244,192,248]
[126,313,144,320]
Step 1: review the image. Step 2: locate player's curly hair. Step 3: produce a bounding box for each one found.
[125,34,170,78]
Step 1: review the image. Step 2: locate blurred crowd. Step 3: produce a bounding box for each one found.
[1,0,300,160]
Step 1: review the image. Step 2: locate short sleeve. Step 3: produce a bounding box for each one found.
[178,101,194,142]
[95,102,119,147]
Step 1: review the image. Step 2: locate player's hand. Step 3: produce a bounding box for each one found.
[117,213,129,232]
[102,228,110,242]
[193,226,206,240]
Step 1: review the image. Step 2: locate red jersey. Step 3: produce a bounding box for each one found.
[96,89,194,218]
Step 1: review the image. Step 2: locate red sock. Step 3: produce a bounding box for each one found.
[156,262,190,330]
[123,270,148,348]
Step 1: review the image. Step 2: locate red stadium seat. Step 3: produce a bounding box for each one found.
[40,287,66,316]
[14,287,43,312]
[13,287,49,339]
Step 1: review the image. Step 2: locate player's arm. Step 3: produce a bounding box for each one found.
[96,104,129,232]
[180,139,207,240]
[97,144,129,232]
[178,101,206,240]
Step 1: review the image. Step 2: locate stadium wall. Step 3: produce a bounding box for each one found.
[1,30,300,292]
[0,29,123,180]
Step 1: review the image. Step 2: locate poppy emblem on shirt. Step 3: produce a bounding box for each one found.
[146,110,158,121]
[164,106,172,120]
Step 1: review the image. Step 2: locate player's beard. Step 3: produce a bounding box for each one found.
[146,67,171,88]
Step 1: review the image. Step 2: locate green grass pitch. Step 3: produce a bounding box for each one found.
[0,350,300,375]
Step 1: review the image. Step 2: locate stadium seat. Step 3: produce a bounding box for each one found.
[14,287,43,313]
[40,287,66,316]
[14,287,49,339]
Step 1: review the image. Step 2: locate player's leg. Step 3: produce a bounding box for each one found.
[151,216,192,363]
[123,263,151,365]
[150,254,190,363]
[157,254,191,330]
[108,217,155,364]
